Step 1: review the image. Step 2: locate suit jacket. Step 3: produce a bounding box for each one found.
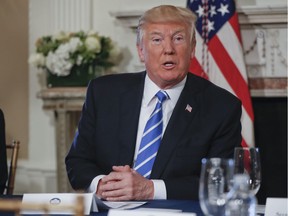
[0,109,8,194]
[65,71,242,200]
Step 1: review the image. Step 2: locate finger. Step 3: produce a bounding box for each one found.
[101,189,125,199]
[112,165,131,172]
[101,187,133,201]
[131,168,140,175]
[101,172,123,183]
[100,178,127,192]
[96,179,104,197]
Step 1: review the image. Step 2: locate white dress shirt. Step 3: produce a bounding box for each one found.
[88,74,186,199]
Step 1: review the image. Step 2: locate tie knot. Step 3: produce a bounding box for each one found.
[156,90,168,103]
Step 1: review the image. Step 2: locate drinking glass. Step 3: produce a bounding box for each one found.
[234,147,261,195]
[199,158,234,216]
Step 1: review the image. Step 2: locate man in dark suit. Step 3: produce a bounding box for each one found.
[0,109,8,194]
[65,5,242,200]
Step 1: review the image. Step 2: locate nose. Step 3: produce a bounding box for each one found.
[163,40,175,55]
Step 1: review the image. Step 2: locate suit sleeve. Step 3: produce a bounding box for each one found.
[65,81,104,190]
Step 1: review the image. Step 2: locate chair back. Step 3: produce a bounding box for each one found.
[6,140,20,195]
[0,195,84,216]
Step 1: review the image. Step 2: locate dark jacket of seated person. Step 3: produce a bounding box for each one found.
[65,72,242,200]
[65,5,242,201]
[0,109,8,194]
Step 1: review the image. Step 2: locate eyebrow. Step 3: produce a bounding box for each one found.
[148,29,186,38]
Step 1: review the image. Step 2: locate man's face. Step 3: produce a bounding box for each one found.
[137,22,195,89]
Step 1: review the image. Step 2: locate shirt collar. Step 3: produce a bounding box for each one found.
[143,74,187,106]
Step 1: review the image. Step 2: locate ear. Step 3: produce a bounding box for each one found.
[137,45,145,63]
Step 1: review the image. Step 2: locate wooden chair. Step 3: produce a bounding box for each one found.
[0,195,84,216]
[5,140,20,195]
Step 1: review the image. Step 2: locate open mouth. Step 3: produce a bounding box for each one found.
[163,61,176,69]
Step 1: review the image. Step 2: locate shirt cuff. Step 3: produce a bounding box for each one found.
[151,179,167,199]
[87,175,106,193]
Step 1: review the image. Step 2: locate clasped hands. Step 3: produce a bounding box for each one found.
[96,165,154,201]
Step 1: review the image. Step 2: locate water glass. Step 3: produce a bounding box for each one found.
[199,158,234,216]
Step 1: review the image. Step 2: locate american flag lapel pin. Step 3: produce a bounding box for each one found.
[185,104,192,113]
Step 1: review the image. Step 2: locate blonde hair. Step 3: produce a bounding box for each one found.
[136,5,197,47]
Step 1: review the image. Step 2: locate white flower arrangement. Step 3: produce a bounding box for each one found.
[29,30,120,77]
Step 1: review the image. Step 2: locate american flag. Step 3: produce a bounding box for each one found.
[187,0,255,148]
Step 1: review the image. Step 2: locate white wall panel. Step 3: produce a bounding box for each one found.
[50,0,91,32]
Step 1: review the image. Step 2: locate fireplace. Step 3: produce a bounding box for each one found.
[252,97,287,204]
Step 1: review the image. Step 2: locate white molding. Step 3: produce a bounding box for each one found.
[110,5,288,29]
[238,5,287,25]
[50,0,92,32]
[109,10,140,28]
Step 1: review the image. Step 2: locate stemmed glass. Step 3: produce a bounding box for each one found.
[233,147,261,195]
[199,158,234,216]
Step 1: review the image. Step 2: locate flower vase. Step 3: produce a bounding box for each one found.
[46,65,105,88]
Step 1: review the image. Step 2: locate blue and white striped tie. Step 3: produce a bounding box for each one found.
[134,90,168,178]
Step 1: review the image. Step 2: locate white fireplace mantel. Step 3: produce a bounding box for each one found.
[110,5,288,28]
[237,5,288,25]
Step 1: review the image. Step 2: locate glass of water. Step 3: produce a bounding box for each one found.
[199,158,234,216]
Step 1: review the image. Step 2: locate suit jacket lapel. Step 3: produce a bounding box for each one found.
[117,73,145,166]
[151,74,201,178]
